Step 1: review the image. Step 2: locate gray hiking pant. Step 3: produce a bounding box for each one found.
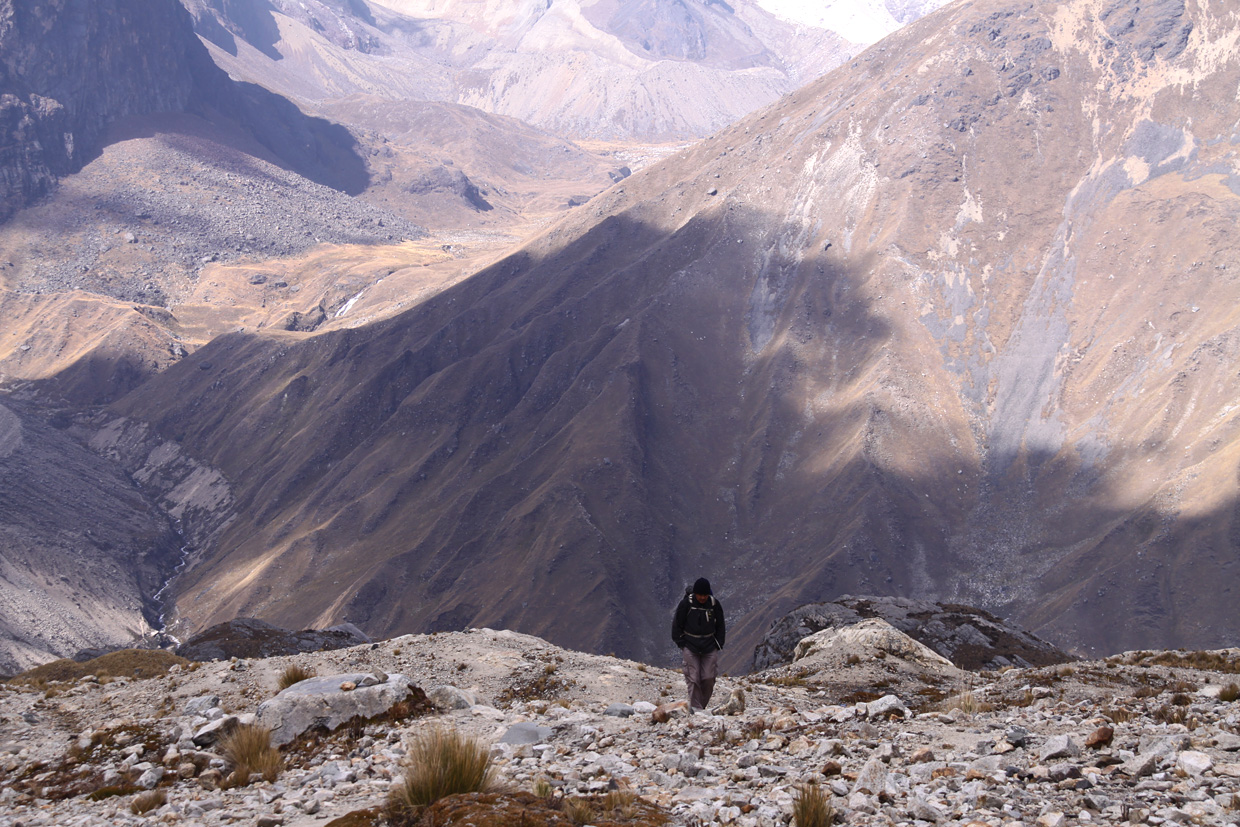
[681,647,720,710]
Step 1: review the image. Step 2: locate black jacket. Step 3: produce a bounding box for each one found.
[672,590,725,654]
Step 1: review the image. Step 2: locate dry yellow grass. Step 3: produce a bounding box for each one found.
[793,783,834,827]
[388,726,496,817]
[277,663,316,691]
[939,690,994,715]
[220,724,282,785]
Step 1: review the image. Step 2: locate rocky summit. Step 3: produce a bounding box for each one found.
[2,628,1240,827]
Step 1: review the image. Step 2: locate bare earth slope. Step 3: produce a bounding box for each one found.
[106,0,1240,670]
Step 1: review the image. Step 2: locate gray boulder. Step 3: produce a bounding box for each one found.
[192,713,255,747]
[184,695,221,717]
[137,766,164,790]
[865,694,911,720]
[427,685,476,710]
[255,672,425,746]
[852,757,888,795]
[499,722,553,745]
[1039,734,1080,761]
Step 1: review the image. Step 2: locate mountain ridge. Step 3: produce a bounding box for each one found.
[181,0,866,140]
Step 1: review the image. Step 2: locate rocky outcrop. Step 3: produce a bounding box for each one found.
[0,0,368,225]
[753,596,1072,672]
[404,167,493,212]
[174,618,371,661]
[793,617,958,670]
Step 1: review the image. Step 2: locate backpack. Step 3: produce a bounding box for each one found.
[683,594,717,638]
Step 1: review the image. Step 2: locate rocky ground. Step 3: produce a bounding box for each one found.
[0,113,421,309]
[2,626,1239,827]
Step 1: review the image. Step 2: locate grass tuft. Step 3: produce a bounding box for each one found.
[793,782,834,827]
[563,796,596,825]
[387,726,496,818]
[532,777,555,799]
[1102,705,1135,724]
[939,690,993,716]
[1220,683,1240,703]
[603,789,640,819]
[220,724,282,785]
[277,663,316,691]
[1153,704,1188,725]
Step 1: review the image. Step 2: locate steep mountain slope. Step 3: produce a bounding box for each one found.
[180,0,858,140]
[0,401,178,675]
[0,0,389,669]
[106,0,1240,670]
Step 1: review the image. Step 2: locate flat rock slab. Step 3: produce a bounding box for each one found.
[256,672,420,746]
[499,721,554,745]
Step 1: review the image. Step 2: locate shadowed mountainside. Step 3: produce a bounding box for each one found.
[99,0,1240,672]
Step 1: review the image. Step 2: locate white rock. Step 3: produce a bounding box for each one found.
[1177,750,1214,776]
[137,766,164,789]
[1039,734,1080,761]
[866,694,910,719]
[852,756,887,795]
[427,684,475,710]
[793,619,958,669]
[255,673,419,746]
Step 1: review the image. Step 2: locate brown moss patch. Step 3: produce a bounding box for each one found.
[1136,650,1240,673]
[284,686,435,762]
[496,671,576,707]
[390,791,669,827]
[325,808,386,827]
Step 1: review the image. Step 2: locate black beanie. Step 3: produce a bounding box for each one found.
[693,577,712,595]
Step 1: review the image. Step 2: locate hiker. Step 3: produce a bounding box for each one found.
[671,577,726,710]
